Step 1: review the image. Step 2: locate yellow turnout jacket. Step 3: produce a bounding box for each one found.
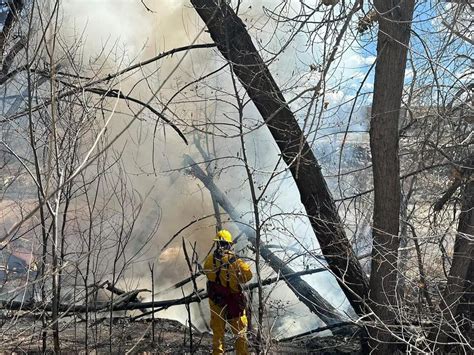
[203,250,252,293]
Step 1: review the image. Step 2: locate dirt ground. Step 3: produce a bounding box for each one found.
[0,315,360,354]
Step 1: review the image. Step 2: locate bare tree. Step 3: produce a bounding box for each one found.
[368,0,415,351]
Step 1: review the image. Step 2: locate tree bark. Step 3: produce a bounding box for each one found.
[190,0,368,318]
[429,180,473,353]
[368,0,415,352]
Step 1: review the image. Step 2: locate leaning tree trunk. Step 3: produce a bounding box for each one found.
[368,0,415,352]
[190,0,368,318]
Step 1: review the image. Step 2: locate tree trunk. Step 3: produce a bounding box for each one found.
[368,0,415,352]
[190,0,368,318]
[429,180,473,353]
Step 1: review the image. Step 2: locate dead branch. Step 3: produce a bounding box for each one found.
[140,0,156,13]
[161,214,215,251]
[57,86,188,145]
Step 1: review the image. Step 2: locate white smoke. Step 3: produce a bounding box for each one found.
[55,0,360,337]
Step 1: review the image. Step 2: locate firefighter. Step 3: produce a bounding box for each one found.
[203,229,253,355]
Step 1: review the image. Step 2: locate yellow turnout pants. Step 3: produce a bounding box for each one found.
[209,299,249,355]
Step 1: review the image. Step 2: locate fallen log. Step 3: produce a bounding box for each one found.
[91,280,149,302]
[87,281,150,314]
[0,290,206,313]
[184,155,346,326]
[190,0,368,316]
[278,321,358,343]
[0,268,326,315]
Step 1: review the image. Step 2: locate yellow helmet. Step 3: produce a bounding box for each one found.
[214,229,233,244]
